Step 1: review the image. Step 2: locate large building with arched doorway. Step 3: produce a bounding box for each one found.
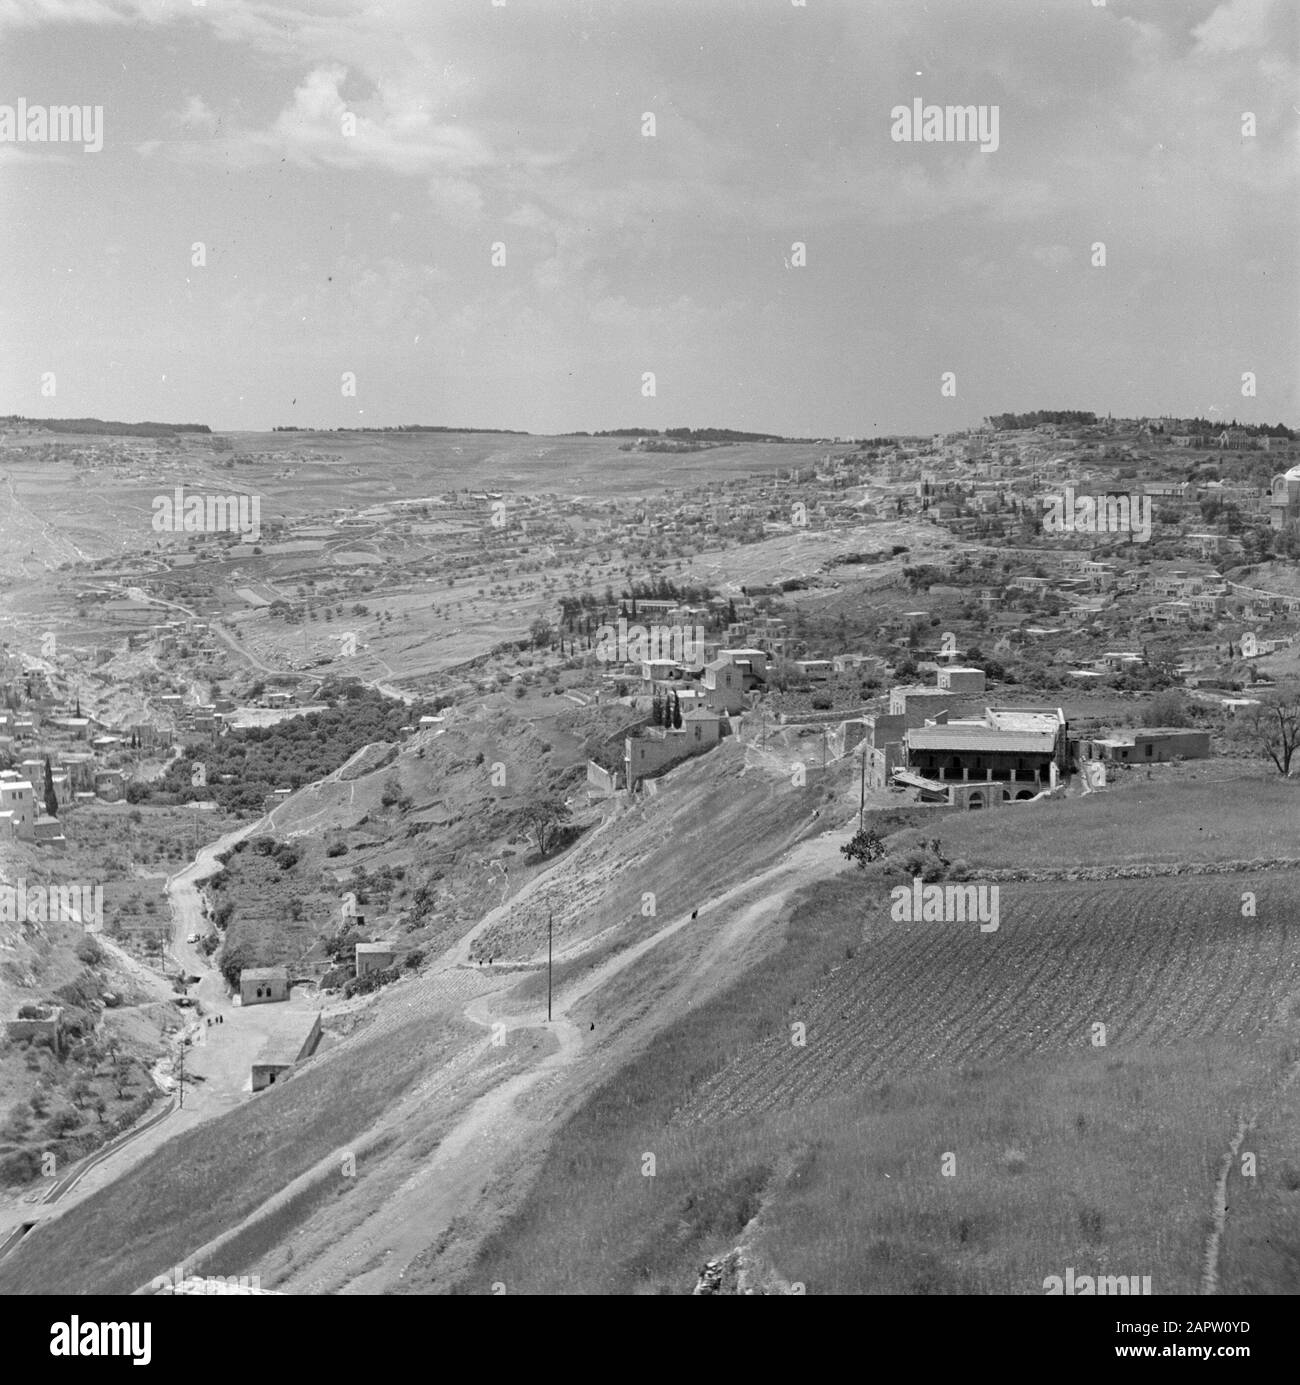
[900,706,1068,808]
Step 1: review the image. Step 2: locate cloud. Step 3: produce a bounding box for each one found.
[173,95,219,135]
[1030,244,1073,270]
[135,63,496,179]
[0,0,140,30]
[1192,0,1280,56]
[428,175,483,226]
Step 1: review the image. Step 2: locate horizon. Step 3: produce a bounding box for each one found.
[3,411,1296,441]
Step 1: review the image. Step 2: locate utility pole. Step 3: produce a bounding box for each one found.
[547,914,553,1023]
[860,742,867,832]
[177,1037,184,1110]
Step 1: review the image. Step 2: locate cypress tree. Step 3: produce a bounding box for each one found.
[42,756,58,818]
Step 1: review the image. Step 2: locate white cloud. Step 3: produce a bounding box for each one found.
[1030,244,1073,270]
[173,95,219,135]
[1192,0,1279,56]
[428,175,484,225]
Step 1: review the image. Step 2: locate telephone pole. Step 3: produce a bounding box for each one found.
[177,1038,185,1110]
[860,742,867,832]
[547,913,553,1023]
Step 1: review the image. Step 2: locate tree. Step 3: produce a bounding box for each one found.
[1148,690,1191,728]
[521,793,571,858]
[42,756,58,818]
[840,828,886,869]
[672,691,683,729]
[218,941,259,991]
[104,1043,131,1099]
[529,615,553,648]
[1237,697,1300,776]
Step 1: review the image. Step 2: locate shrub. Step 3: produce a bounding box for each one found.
[74,936,104,967]
[0,1149,40,1186]
[61,1007,94,1039]
[46,1109,80,1138]
[0,1102,33,1141]
[882,848,947,884]
[326,841,348,857]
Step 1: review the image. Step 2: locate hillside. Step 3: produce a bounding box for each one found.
[0,719,842,1293]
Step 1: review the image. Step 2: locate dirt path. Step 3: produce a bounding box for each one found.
[270,817,856,1293]
[1200,1052,1300,1294]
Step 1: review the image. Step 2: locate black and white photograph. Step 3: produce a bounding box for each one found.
[0,0,1297,1339]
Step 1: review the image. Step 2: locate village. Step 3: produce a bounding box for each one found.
[1,410,1298,1295]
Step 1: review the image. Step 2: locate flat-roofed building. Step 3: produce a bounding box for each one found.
[936,665,986,694]
[239,965,290,1005]
[251,1011,322,1090]
[355,942,396,977]
[1077,728,1211,764]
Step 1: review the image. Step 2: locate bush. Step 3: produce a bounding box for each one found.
[326,841,348,857]
[75,936,104,967]
[342,964,402,999]
[404,949,425,971]
[0,1102,33,1141]
[46,1109,80,1138]
[218,941,259,990]
[882,848,947,884]
[61,1006,94,1039]
[0,1148,40,1186]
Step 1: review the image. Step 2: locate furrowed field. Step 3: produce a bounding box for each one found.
[688,873,1300,1121]
[458,867,1300,1294]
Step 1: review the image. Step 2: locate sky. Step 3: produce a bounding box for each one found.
[0,0,1295,437]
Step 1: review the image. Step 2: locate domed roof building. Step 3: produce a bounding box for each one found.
[1270,465,1300,530]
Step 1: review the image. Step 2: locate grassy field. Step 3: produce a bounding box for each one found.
[454,819,1300,1293]
[1214,1056,1300,1294]
[893,772,1300,871]
[0,1010,506,1295]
